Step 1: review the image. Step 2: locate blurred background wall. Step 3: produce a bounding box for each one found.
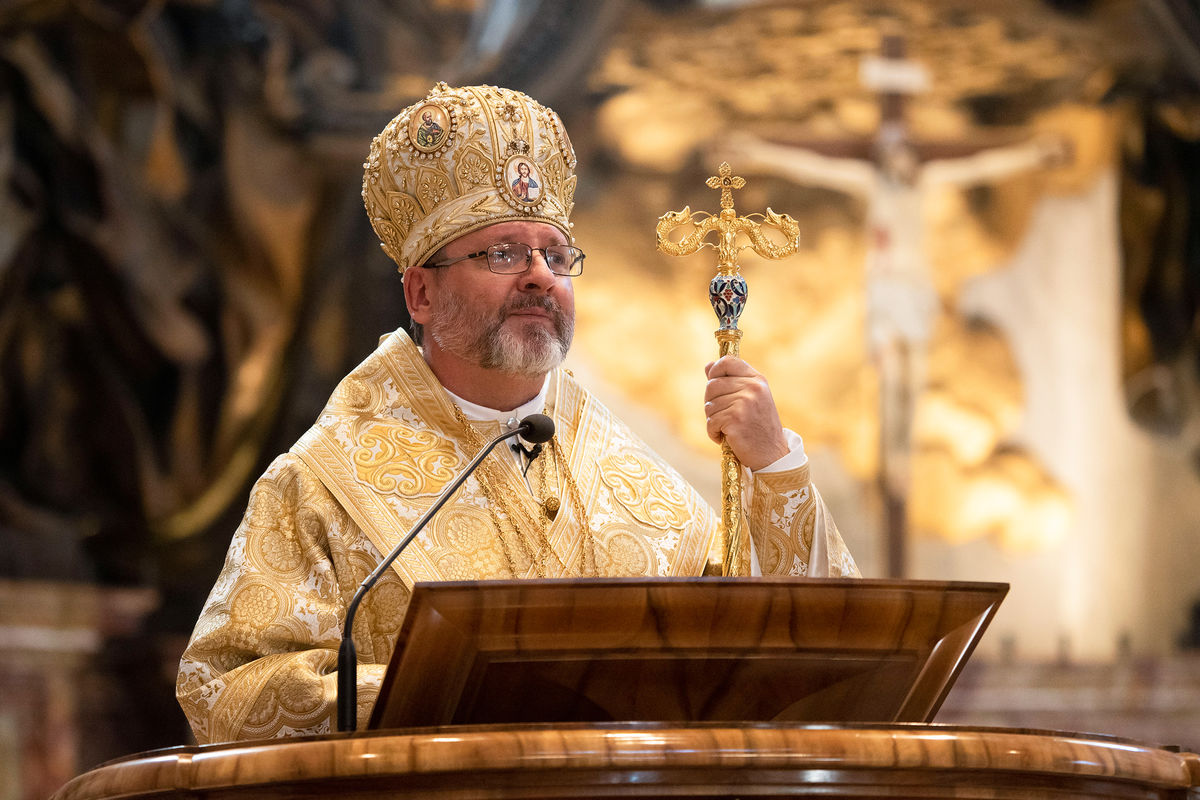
[1,1,1199,798]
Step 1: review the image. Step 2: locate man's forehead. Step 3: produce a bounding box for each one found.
[451,221,568,250]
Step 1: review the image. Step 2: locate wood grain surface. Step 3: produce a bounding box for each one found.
[371,578,1008,728]
[52,724,1200,799]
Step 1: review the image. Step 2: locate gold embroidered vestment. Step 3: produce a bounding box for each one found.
[177,330,859,742]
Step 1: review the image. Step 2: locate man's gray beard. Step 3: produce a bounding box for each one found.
[428,292,574,377]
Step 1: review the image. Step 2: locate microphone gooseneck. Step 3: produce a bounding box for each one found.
[336,412,556,732]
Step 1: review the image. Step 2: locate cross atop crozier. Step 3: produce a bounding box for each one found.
[706,162,745,211]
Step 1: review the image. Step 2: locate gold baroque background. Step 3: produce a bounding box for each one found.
[574,0,1142,553]
[564,1,1200,670]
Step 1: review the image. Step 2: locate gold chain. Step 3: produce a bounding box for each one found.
[547,432,600,576]
[534,431,599,576]
[448,403,602,577]
[536,444,560,521]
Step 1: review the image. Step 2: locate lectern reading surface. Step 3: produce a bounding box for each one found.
[369,577,1007,730]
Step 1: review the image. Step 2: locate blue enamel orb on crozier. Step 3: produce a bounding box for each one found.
[709,274,748,330]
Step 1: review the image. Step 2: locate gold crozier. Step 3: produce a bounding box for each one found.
[655,162,801,576]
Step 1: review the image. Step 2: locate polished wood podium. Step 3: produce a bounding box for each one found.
[370,577,1006,727]
[50,579,1200,799]
[50,723,1200,799]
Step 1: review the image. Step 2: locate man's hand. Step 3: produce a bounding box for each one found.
[704,356,789,471]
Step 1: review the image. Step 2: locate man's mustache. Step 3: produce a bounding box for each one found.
[499,295,569,333]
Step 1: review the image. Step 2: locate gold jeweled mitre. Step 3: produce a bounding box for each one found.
[362,83,579,274]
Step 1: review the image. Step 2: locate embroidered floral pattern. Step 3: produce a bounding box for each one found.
[353,424,459,496]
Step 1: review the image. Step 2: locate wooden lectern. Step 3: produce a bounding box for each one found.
[51,579,1200,799]
[370,577,1004,728]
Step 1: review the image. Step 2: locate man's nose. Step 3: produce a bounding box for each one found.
[519,249,558,290]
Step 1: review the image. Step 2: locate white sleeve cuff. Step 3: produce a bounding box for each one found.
[753,428,808,474]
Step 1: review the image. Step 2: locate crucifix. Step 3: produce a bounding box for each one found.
[714,32,1068,577]
[655,162,802,576]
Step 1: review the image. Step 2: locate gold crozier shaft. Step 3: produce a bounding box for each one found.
[655,162,801,576]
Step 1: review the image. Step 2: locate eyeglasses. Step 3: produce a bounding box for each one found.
[426,243,585,276]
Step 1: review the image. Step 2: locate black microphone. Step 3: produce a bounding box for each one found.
[511,413,554,473]
[336,412,555,732]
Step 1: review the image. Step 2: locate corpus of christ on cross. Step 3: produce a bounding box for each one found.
[711,33,1068,577]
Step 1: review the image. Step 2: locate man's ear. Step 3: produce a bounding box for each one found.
[403,268,435,325]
